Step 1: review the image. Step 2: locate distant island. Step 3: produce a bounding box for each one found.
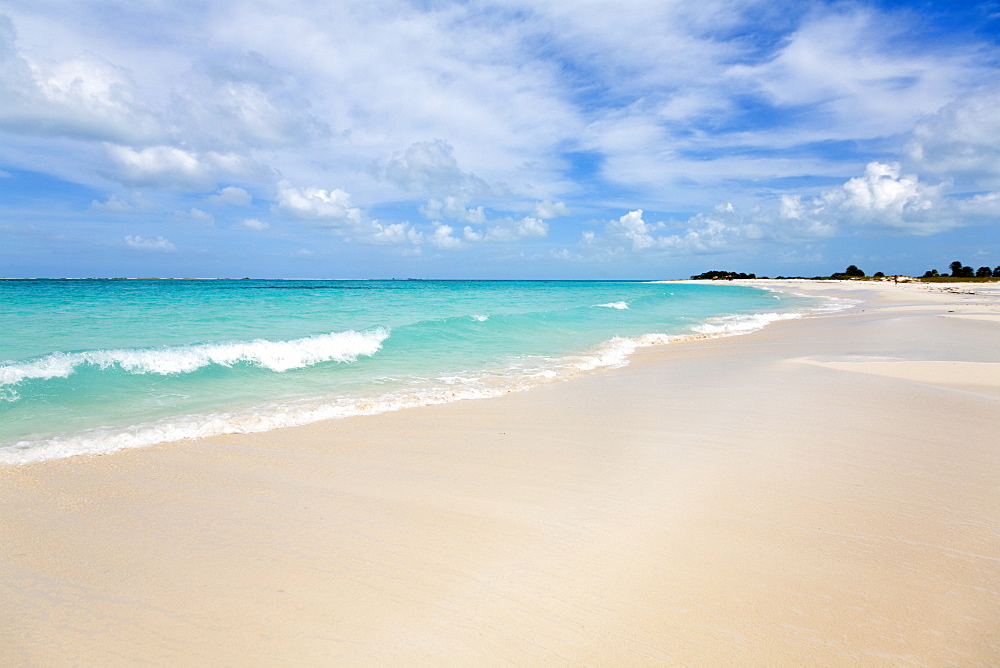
[692,260,1000,282]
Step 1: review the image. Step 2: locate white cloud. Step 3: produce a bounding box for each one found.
[0,16,160,144]
[905,85,1000,190]
[836,162,935,215]
[429,223,463,250]
[420,196,486,224]
[209,186,252,206]
[771,161,980,236]
[368,221,423,245]
[532,200,569,219]
[273,181,362,226]
[106,144,259,190]
[380,140,492,196]
[187,207,215,225]
[660,210,765,252]
[585,199,837,259]
[955,191,1000,216]
[239,218,269,231]
[463,216,548,243]
[777,161,956,235]
[124,234,175,251]
[728,9,979,140]
[173,54,328,151]
[90,194,135,212]
[606,209,663,250]
[779,195,805,220]
[0,170,10,178]
[513,216,548,239]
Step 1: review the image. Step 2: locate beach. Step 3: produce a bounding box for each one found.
[1,280,998,664]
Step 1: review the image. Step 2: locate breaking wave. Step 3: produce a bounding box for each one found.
[0,328,390,387]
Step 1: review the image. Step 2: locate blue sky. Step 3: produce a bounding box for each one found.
[1,0,998,279]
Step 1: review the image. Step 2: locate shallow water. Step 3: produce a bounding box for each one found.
[0,279,830,463]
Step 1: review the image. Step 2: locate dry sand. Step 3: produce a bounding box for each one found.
[1,280,998,665]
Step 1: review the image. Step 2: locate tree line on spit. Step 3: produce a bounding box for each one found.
[692,260,1000,281]
[922,261,1000,278]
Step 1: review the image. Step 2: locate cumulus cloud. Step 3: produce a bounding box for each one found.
[463,216,548,243]
[368,221,423,245]
[605,209,665,250]
[661,208,765,252]
[429,223,463,250]
[273,181,362,226]
[835,162,935,215]
[593,205,768,256]
[584,193,845,259]
[209,186,252,206]
[420,196,486,224]
[124,234,175,251]
[780,161,954,235]
[532,200,569,219]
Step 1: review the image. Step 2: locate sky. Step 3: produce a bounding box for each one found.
[0,0,998,279]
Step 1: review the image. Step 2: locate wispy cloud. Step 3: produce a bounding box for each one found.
[209,186,252,206]
[239,218,269,231]
[124,234,176,251]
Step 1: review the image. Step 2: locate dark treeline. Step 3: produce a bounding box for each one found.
[923,261,1000,278]
[691,261,1000,281]
[690,270,757,280]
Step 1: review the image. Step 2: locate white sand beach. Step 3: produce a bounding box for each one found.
[2,280,998,665]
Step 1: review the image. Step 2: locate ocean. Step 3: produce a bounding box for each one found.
[0,279,835,464]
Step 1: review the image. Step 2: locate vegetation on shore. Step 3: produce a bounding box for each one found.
[921,260,1000,279]
[690,270,757,280]
[690,260,1000,282]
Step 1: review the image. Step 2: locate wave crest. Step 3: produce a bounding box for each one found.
[0,328,390,386]
[692,312,800,334]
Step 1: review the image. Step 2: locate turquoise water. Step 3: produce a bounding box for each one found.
[0,279,829,464]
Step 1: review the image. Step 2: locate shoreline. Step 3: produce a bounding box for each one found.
[2,280,998,664]
[0,281,826,466]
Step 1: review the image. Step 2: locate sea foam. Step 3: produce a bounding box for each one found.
[691,312,801,335]
[0,328,390,387]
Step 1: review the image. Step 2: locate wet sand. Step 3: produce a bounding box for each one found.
[2,280,998,665]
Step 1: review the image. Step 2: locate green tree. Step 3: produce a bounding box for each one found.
[844,265,865,277]
[923,269,939,277]
[950,260,963,277]
[993,266,1000,278]
[976,266,992,277]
